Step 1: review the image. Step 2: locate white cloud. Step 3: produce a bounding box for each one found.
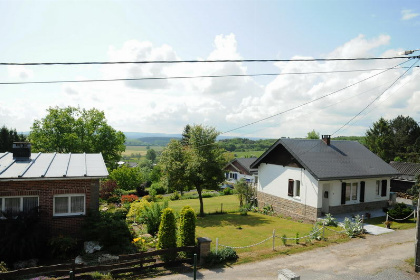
[401,9,419,20]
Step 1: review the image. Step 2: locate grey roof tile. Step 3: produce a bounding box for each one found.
[252,139,398,180]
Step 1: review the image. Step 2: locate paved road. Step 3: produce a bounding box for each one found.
[153,228,420,280]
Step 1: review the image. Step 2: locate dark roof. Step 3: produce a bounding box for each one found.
[389,162,420,176]
[235,158,258,174]
[251,138,398,181]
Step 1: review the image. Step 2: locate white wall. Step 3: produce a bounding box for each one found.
[257,163,319,208]
[321,178,391,207]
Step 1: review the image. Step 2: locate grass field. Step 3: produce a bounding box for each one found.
[233,151,265,158]
[123,145,164,157]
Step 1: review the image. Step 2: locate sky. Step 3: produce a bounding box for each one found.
[1,0,420,139]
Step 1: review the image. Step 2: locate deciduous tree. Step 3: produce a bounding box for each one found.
[0,126,26,152]
[29,106,125,168]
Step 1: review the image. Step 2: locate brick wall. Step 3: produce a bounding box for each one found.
[257,191,320,222]
[0,178,100,237]
[329,200,388,215]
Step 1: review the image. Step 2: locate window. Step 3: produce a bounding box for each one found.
[345,183,358,202]
[0,196,39,217]
[53,194,85,216]
[381,180,387,197]
[376,180,380,196]
[287,179,301,198]
[229,172,238,180]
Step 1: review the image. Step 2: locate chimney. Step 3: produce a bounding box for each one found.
[13,142,31,161]
[321,135,331,146]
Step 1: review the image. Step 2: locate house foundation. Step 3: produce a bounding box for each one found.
[257,191,320,222]
[328,200,388,215]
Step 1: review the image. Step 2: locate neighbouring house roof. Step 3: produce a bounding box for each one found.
[389,161,420,182]
[225,158,258,175]
[0,152,109,180]
[250,138,398,181]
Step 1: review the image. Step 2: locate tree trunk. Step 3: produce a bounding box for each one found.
[197,187,204,217]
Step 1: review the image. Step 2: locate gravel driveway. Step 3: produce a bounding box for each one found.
[153,228,420,280]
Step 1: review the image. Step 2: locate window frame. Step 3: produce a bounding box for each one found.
[0,196,39,217]
[287,179,301,199]
[345,182,358,202]
[53,194,86,217]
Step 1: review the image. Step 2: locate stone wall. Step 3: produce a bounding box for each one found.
[328,200,388,215]
[257,191,320,222]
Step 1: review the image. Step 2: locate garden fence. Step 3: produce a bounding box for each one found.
[0,246,198,280]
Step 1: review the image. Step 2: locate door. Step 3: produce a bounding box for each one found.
[322,183,330,214]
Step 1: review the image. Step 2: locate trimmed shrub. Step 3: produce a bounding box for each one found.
[157,208,177,262]
[204,247,238,266]
[150,182,166,195]
[170,191,181,201]
[179,206,196,247]
[126,199,151,223]
[387,203,413,220]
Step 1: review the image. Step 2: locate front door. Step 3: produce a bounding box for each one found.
[322,183,330,214]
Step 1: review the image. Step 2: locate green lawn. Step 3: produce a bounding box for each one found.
[167,194,239,214]
[365,216,417,230]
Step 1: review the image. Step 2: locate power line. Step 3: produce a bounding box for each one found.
[0,56,413,66]
[331,58,420,136]
[1,66,418,86]
[220,59,412,135]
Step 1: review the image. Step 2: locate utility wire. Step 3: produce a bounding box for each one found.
[331,58,420,136]
[1,66,418,86]
[220,59,412,135]
[0,56,412,66]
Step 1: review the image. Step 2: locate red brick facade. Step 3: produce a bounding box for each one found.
[0,179,100,237]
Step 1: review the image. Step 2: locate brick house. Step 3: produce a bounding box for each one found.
[250,135,398,221]
[0,143,108,237]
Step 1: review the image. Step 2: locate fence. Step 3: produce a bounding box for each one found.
[0,246,198,280]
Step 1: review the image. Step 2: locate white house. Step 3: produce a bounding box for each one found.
[224,157,258,185]
[250,135,398,221]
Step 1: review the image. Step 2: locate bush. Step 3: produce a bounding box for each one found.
[179,206,196,247]
[141,201,168,236]
[100,180,119,200]
[82,211,134,254]
[150,182,166,195]
[0,261,7,272]
[157,208,177,262]
[204,247,238,266]
[121,194,139,204]
[201,192,219,198]
[318,213,338,227]
[107,195,120,204]
[0,208,47,263]
[223,188,232,195]
[126,199,152,223]
[49,235,79,260]
[387,203,413,220]
[342,215,364,238]
[170,191,181,201]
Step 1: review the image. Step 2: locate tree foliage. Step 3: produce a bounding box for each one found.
[109,165,143,191]
[160,125,226,216]
[160,139,190,194]
[235,178,256,207]
[29,106,126,168]
[306,129,320,139]
[0,126,26,152]
[217,137,276,152]
[146,149,157,162]
[365,116,420,162]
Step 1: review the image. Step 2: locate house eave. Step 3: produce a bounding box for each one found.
[317,174,399,181]
[0,176,107,182]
